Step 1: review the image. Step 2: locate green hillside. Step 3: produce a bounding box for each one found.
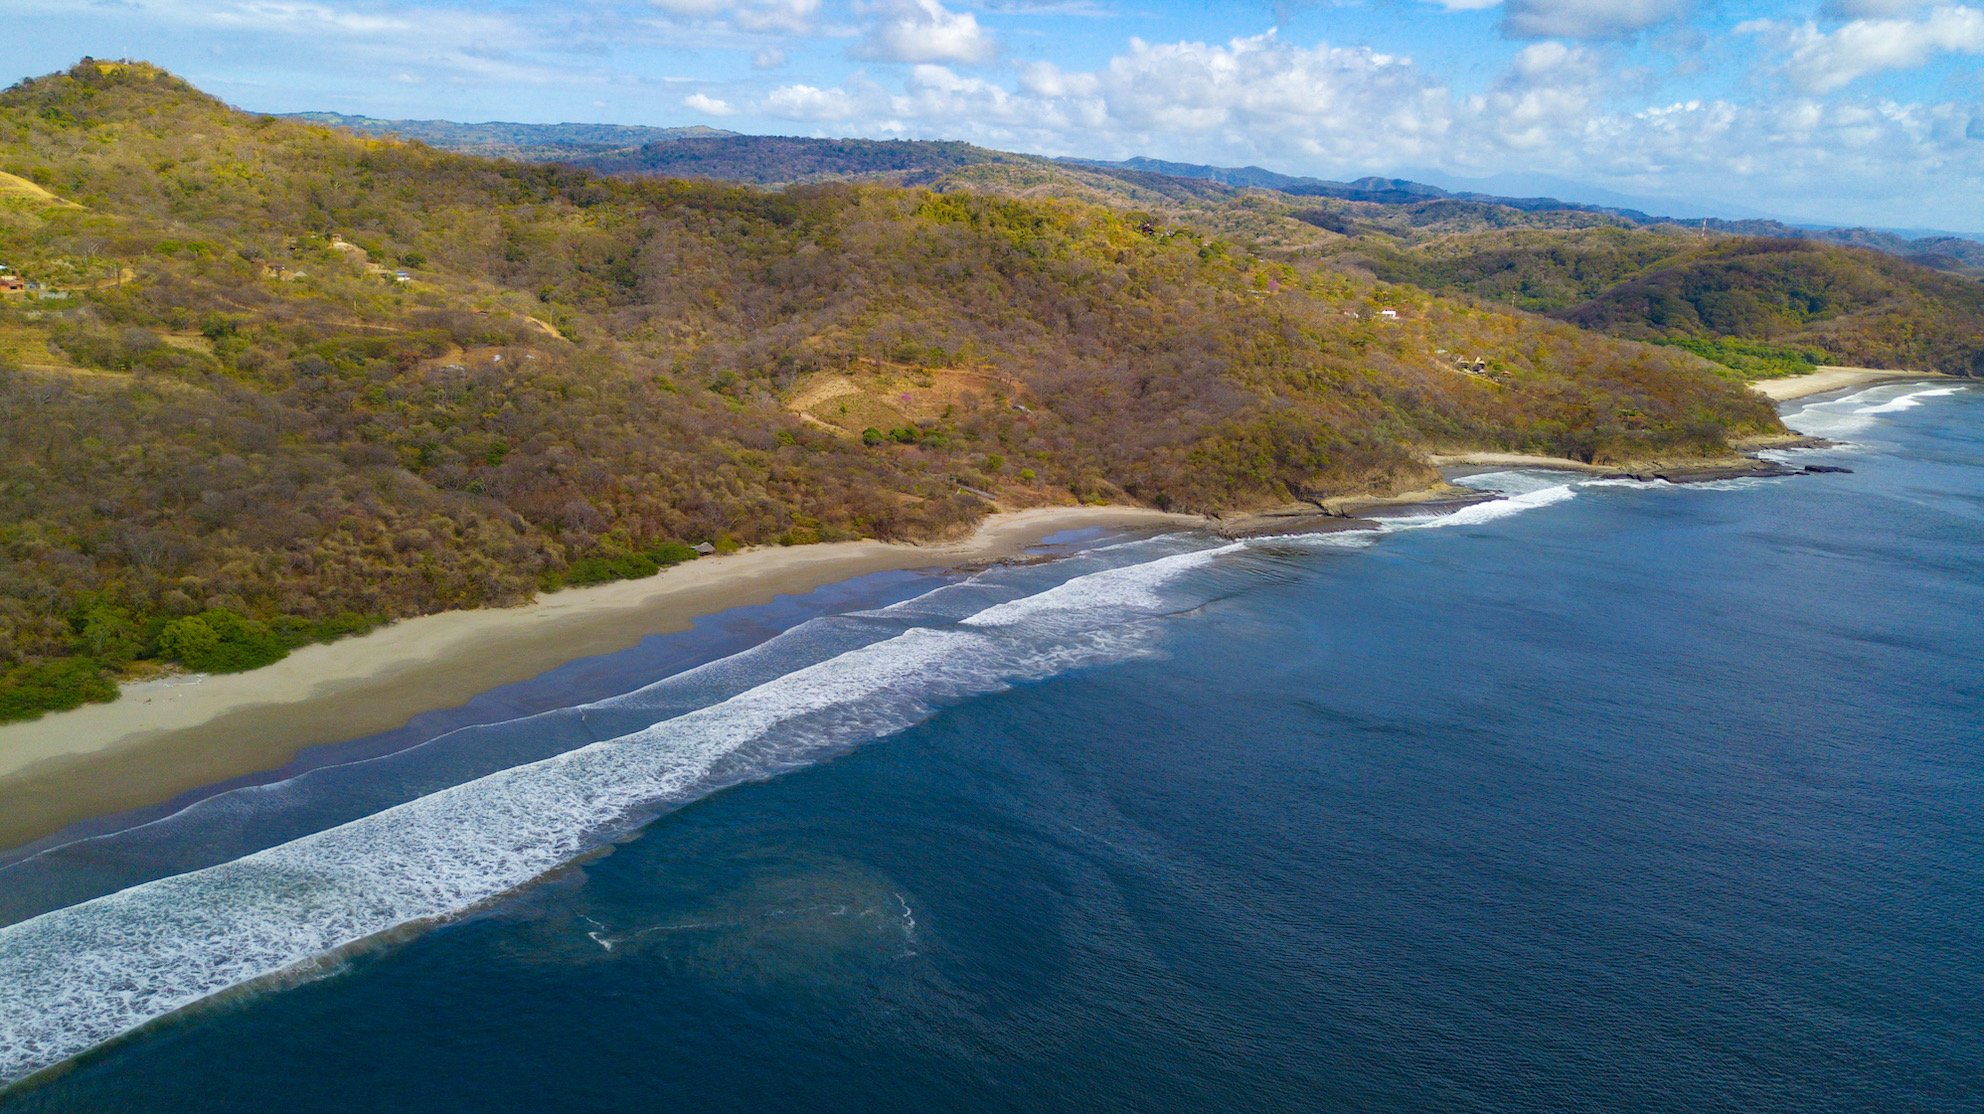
[566,135,1011,185]
[0,60,1782,721]
[1347,229,1984,377]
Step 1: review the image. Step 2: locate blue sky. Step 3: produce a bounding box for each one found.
[7,1,1984,231]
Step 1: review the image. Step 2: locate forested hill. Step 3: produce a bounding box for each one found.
[1344,229,1984,377]
[0,60,1780,721]
[563,135,1013,185]
[316,114,1984,276]
[282,113,737,162]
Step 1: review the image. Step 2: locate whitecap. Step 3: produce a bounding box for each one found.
[1853,386,1961,415]
[1381,483,1578,530]
[0,541,1231,1087]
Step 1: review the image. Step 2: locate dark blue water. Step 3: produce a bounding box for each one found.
[3,382,1980,1110]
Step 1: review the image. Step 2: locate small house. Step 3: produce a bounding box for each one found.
[1377,308,1400,320]
[393,270,411,283]
[0,274,24,295]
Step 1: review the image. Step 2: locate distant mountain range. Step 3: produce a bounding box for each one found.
[283,112,738,163]
[286,114,1984,276]
[1062,157,1984,274]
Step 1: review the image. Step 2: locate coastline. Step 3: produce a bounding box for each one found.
[3,364,1960,850]
[0,506,1197,850]
[1748,365,1954,401]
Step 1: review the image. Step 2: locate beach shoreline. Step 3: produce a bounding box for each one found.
[5,365,1965,850]
[0,506,1198,850]
[1748,365,1955,401]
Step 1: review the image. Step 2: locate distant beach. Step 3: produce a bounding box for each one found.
[0,506,1196,849]
[1750,365,1953,401]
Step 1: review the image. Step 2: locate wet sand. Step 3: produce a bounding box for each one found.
[0,506,1199,850]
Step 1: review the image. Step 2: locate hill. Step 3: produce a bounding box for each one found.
[282,113,738,162]
[301,115,1984,277]
[1071,156,1984,276]
[563,135,1013,186]
[0,60,1784,721]
[1344,228,1984,377]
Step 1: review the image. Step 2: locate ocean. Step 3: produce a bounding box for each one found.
[1,380,1979,1111]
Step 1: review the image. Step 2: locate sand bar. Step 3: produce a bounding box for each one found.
[1750,365,1954,401]
[0,506,1199,850]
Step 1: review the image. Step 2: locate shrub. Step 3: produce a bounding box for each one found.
[0,657,118,723]
[564,552,661,586]
[648,541,699,566]
[157,609,289,673]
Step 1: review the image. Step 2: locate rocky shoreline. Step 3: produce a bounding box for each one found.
[1215,430,1860,539]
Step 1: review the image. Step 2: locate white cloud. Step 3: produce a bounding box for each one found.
[735,0,820,34]
[1758,5,1984,93]
[1501,0,1688,40]
[730,23,1983,228]
[1017,60,1099,97]
[1426,0,1502,10]
[648,0,819,34]
[753,47,788,70]
[855,0,997,64]
[682,92,736,116]
[760,82,860,119]
[1477,41,1606,149]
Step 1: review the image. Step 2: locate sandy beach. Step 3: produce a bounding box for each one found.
[1427,452,1616,474]
[1749,365,1952,401]
[0,506,1198,850]
[5,362,1964,851]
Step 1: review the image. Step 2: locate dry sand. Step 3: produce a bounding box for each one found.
[0,506,1199,849]
[1749,366,1952,401]
[1426,452,1615,474]
[11,365,1961,849]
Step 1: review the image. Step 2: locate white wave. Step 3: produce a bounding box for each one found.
[960,542,1243,627]
[1577,476,1665,489]
[1785,381,1969,439]
[1450,469,1585,497]
[1240,528,1384,550]
[1853,386,1961,415]
[1381,483,1578,530]
[0,543,1227,1087]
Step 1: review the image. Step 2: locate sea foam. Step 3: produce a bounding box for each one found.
[1784,382,1969,439]
[0,457,1736,1085]
[1388,481,1579,529]
[1854,386,1962,415]
[0,542,1220,1087]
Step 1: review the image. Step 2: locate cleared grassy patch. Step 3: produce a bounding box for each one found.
[0,169,80,208]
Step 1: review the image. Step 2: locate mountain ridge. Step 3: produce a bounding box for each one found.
[288,112,1984,271]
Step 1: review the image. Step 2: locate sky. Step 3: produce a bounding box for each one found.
[6,0,1984,232]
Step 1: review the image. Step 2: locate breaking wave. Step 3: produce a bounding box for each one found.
[0,455,1736,1087]
[1854,386,1962,416]
[0,539,1230,1087]
[1784,381,1971,439]
[1389,483,1579,529]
